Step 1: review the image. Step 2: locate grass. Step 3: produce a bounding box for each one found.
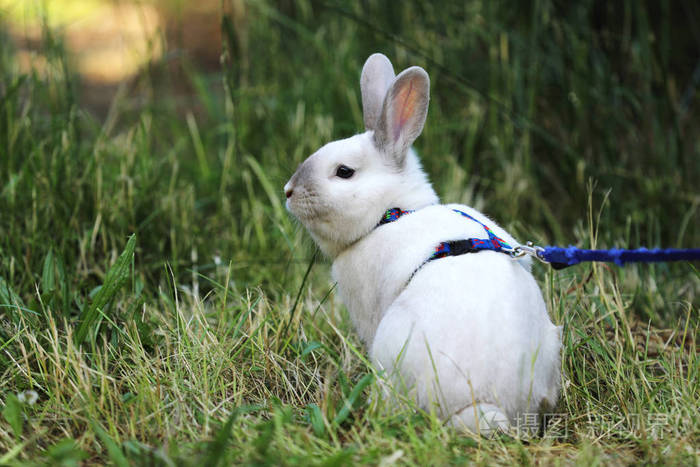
[1,0,698,464]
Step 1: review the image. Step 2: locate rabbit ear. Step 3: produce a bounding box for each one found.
[361,53,395,131]
[374,66,430,167]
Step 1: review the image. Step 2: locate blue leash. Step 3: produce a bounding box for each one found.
[512,243,700,269]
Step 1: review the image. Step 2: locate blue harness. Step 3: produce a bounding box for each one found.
[377,207,514,261]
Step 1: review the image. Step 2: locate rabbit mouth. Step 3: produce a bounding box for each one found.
[287,193,330,222]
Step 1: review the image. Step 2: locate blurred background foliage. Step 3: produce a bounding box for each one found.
[0,0,698,311]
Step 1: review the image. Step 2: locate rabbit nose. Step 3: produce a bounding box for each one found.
[285,188,293,198]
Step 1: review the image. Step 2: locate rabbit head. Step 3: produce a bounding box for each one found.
[285,53,439,257]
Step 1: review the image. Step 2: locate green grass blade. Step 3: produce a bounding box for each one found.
[0,277,25,308]
[91,421,129,467]
[282,249,318,337]
[0,440,30,464]
[0,332,21,353]
[203,410,240,467]
[306,403,325,436]
[45,438,88,465]
[332,373,374,427]
[2,394,23,438]
[41,249,56,296]
[74,235,136,345]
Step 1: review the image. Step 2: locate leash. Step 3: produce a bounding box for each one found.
[378,208,700,270]
[509,243,700,269]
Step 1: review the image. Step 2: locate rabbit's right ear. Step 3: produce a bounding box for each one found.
[361,53,395,131]
[374,66,430,167]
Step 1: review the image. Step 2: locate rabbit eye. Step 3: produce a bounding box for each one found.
[335,165,355,179]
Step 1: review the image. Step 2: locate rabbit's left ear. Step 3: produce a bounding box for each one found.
[361,53,395,131]
[374,66,430,167]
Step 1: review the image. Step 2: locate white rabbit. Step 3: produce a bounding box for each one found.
[284,53,561,436]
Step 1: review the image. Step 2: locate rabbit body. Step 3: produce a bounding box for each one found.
[284,53,561,433]
[333,202,561,428]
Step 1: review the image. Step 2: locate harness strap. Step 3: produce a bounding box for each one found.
[377,207,515,264]
[451,210,514,251]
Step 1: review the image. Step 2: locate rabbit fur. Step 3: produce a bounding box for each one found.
[284,53,561,435]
